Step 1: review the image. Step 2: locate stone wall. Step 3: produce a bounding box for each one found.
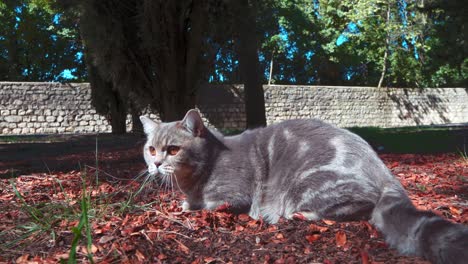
[1,82,467,135]
[0,82,111,134]
[197,85,468,129]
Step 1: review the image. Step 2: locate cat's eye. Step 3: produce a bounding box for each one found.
[167,146,180,156]
[148,146,156,156]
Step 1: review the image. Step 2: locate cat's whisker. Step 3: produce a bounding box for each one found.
[170,173,174,194]
[162,174,169,193]
[172,172,183,194]
[134,170,149,181]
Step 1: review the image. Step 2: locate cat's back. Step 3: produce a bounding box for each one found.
[256,118,357,149]
[252,118,385,175]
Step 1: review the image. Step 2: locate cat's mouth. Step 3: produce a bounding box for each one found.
[158,165,175,176]
[146,163,193,194]
[147,164,175,177]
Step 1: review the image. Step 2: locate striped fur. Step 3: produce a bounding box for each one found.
[141,109,468,264]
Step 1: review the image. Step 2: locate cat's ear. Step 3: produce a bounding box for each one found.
[180,109,205,137]
[140,116,159,135]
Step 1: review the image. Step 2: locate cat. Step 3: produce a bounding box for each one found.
[140,109,468,264]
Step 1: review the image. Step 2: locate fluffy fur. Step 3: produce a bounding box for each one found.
[141,109,468,264]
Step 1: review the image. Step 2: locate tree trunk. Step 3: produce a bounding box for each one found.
[109,91,127,134]
[5,1,20,80]
[155,1,202,122]
[86,55,128,134]
[235,0,267,129]
[378,3,391,88]
[268,57,274,85]
[130,106,143,134]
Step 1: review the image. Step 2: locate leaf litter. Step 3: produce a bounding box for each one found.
[0,142,466,263]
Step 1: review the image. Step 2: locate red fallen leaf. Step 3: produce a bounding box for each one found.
[16,254,29,263]
[362,221,379,238]
[335,231,347,247]
[449,206,462,215]
[189,258,200,264]
[390,161,399,168]
[235,225,245,232]
[204,257,216,263]
[305,234,321,243]
[322,219,336,225]
[215,202,231,211]
[80,244,98,254]
[267,225,278,232]
[361,251,370,264]
[238,214,251,221]
[276,233,284,239]
[309,223,329,233]
[274,257,286,264]
[101,222,112,233]
[121,214,130,226]
[246,220,259,228]
[176,240,190,254]
[121,243,135,252]
[121,227,134,236]
[54,252,69,261]
[292,212,307,220]
[158,253,167,260]
[135,250,145,261]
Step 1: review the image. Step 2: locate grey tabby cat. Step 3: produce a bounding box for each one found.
[140,109,468,264]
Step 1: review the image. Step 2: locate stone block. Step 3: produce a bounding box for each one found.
[21,127,32,134]
[46,116,56,122]
[44,127,57,133]
[5,115,22,122]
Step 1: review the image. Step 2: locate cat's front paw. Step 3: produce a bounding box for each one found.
[181,201,191,212]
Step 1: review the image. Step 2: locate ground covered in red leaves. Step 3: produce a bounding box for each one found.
[0,135,467,263]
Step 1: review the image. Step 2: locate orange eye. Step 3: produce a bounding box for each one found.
[167,146,180,156]
[148,146,156,156]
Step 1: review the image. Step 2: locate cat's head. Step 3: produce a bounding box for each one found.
[140,109,213,190]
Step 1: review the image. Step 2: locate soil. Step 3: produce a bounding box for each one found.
[0,134,467,263]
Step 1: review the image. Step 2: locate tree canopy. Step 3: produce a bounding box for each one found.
[1,0,465,87]
[0,0,466,133]
[0,0,85,81]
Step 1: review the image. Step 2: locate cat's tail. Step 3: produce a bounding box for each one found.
[370,185,468,264]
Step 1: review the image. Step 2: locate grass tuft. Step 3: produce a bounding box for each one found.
[68,170,94,264]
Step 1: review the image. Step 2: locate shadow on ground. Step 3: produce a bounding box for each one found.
[0,134,147,179]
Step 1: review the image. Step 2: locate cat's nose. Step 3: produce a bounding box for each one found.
[155,162,162,168]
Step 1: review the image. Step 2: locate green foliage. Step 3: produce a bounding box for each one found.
[256,0,466,87]
[0,0,465,88]
[0,0,85,81]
